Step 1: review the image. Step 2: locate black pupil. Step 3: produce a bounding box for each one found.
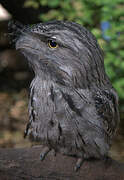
[49,40,57,47]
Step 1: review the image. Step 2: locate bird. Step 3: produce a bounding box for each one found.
[8,20,120,171]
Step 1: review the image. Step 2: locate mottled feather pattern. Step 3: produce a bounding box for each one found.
[8,20,120,169]
[94,89,119,138]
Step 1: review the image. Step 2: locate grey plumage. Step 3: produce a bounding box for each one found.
[8,20,120,170]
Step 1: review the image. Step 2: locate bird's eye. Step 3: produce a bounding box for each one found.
[48,40,58,48]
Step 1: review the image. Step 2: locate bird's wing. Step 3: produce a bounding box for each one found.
[55,87,119,139]
[93,89,119,138]
[53,87,111,156]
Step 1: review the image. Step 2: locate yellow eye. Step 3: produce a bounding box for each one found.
[48,40,58,48]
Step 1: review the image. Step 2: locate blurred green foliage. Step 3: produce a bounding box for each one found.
[24,0,124,109]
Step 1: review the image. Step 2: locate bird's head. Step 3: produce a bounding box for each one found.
[8,20,108,88]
